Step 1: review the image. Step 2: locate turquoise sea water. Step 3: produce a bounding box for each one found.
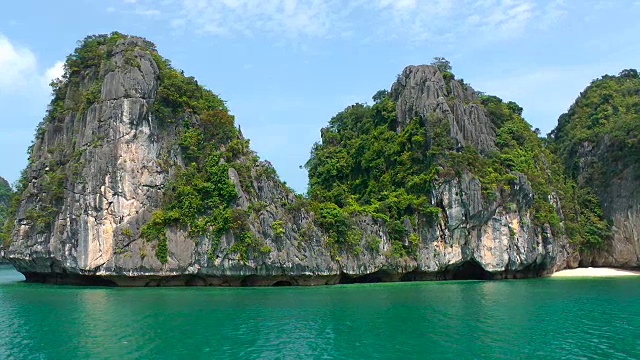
[0,265,639,359]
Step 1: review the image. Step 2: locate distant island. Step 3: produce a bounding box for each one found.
[1,33,638,286]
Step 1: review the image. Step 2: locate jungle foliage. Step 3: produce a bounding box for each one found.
[306,61,610,251]
[549,69,640,182]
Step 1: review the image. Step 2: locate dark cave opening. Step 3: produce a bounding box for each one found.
[23,272,118,287]
[272,280,293,286]
[449,259,493,280]
[339,270,396,284]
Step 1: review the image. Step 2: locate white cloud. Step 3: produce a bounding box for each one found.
[132,8,161,16]
[0,35,38,93]
[118,0,571,42]
[0,34,63,94]
[377,0,418,10]
[472,0,535,35]
[0,36,66,187]
[111,0,161,17]
[376,0,540,43]
[176,0,339,38]
[44,61,65,85]
[539,0,568,28]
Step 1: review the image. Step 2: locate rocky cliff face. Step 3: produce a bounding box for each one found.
[4,34,576,286]
[560,139,640,267]
[550,71,640,268]
[391,65,496,152]
[0,176,12,262]
[586,164,640,267]
[6,37,173,276]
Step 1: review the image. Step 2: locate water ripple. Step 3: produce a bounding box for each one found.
[0,269,639,359]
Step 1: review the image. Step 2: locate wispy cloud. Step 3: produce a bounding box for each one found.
[467,0,535,36]
[375,0,568,43]
[536,0,569,29]
[0,35,37,93]
[44,61,65,84]
[176,0,341,38]
[132,8,161,16]
[377,0,419,11]
[0,34,63,94]
[117,0,570,42]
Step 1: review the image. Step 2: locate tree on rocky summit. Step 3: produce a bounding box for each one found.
[431,57,452,73]
[618,69,639,79]
[372,90,389,103]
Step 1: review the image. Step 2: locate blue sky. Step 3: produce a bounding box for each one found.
[1,0,639,193]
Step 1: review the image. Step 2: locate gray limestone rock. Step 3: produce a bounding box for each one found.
[4,40,576,286]
[573,141,640,267]
[391,65,496,153]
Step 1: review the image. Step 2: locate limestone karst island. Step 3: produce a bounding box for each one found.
[0,33,638,286]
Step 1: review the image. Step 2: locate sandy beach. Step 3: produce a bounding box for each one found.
[551,267,640,278]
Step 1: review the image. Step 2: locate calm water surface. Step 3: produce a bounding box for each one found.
[0,265,639,359]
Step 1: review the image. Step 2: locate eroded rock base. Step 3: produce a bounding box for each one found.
[20,260,550,287]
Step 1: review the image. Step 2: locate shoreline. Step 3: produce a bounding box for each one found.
[3,264,639,286]
[551,267,640,278]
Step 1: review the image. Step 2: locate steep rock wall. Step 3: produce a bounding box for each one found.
[550,71,640,268]
[391,65,496,152]
[574,142,640,267]
[4,36,573,286]
[7,38,177,275]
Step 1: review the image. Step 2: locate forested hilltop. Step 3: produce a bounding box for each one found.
[306,58,608,256]
[0,33,635,286]
[549,69,640,266]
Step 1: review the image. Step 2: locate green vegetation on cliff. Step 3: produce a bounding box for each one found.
[138,38,263,263]
[132,44,241,263]
[453,94,609,249]
[0,177,14,247]
[40,32,135,140]
[7,33,138,245]
[140,137,240,264]
[306,60,610,251]
[5,33,261,261]
[151,53,227,122]
[550,69,640,184]
[138,35,253,262]
[305,93,443,257]
[472,95,609,249]
[4,33,614,259]
[546,70,640,249]
[0,178,12,213]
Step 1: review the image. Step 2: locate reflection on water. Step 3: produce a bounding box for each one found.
[0,267,639,359]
